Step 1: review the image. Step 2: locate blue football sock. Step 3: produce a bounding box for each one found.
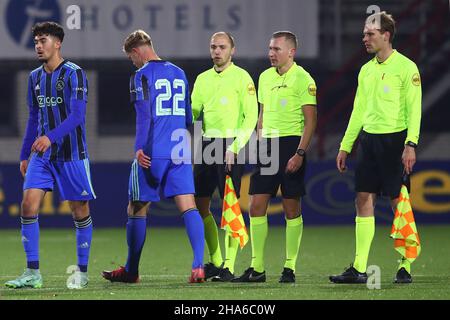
[21,216,40,270]
[125,216,147,276]
[183,209,205,269]
[74,215,93,273]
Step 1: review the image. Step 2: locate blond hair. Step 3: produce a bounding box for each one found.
[123,29,152,53]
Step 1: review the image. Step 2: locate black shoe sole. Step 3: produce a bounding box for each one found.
[394,279,412,284]
[329,276,367,284]
[204,272,220,280]
[211,276,235,282]
[279,279,295,283]
[240,276,266,283]
[231,276,266,283]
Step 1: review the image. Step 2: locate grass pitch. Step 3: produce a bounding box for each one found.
[0,225,449,300]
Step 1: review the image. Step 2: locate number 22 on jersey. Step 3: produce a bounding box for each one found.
[155,78,185,116]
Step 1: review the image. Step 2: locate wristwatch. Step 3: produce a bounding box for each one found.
[405,141,417,148]
[296,148,306,157]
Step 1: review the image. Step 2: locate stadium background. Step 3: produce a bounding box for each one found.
[0,0,449,229]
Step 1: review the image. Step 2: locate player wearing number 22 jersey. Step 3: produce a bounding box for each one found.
[129,62,193,165]
[128,60,194,201]
[102,30,205,284]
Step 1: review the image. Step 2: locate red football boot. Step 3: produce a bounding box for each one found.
[189,267,205,283]
[102,266,139,283]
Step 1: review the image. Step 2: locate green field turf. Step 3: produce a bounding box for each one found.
[0,225,449,300]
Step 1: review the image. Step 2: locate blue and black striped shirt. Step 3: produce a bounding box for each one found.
[23,60,89,161]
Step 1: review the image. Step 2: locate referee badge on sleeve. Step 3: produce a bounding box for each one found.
[247,83,256,95]
[308,84,317,96]
[412,73,421,86]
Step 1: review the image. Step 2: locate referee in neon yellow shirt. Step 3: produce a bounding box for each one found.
[330,12,421,284]
[191,32,258,281]
[232,31,317,283]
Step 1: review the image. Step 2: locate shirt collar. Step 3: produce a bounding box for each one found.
[42,59,66,74]
[374,49,397,65]
[213,62,235,75]
[273,61,297,77]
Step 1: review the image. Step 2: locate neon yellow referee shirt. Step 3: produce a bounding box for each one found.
[191,63,258,154]
[340,50,422,153]
[258,62,317,138]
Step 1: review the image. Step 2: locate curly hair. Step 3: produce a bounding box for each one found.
[32,21,64,42]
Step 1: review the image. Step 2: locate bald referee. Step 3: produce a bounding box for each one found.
[330,12,422,284]
[232,31,317,283]
[191,32,258,282]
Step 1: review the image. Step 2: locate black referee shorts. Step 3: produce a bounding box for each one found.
[249,136,306,199]
[355,130,408,198]
[194,138,244,199]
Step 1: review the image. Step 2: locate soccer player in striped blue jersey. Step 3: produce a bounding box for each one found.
[102,30,205,284]
[5,22,95,290]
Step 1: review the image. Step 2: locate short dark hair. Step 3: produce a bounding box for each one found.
[272,31,298,49]
[32,21,64,42]
[366,11,396,43]
[123,29,152,53]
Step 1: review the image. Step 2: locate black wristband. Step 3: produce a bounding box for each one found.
[296,148,306,157]
[405,141,417,148]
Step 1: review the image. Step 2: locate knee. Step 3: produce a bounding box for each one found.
[127,202,148,217]
[127,203,136,216]
[285,210,300,220]
[70,201,89,219]
[355,194,374,211]
[194,198,210,216]
[249,202,266,217]
[21,199,39,217]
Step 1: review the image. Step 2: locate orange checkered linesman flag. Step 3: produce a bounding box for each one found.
[390,184,421,263]
[221,175,249,248]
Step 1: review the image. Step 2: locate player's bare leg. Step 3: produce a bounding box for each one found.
[21,188,46,218]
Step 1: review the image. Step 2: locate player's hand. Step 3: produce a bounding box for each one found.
[136,149,151,169]
[336,150,348,173]
[285,154,303,174]
[19,160,28,178]
[225,150,237,174]
[402,145,416,175]
[31,136,51,153]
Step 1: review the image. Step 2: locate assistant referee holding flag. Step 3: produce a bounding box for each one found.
[192,32,258,281]
[330,12,422,284]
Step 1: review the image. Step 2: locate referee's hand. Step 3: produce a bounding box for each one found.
[225,150,237,174]
[336,150,348,173]
[402,145,416,175]
[136,149,151,169]
[285,154,303,174]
